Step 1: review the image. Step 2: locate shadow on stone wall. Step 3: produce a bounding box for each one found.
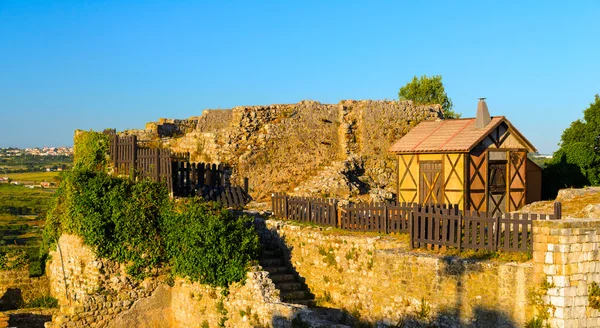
[0,287,23,311]
[256,216,521,328]
[8,313,53,328]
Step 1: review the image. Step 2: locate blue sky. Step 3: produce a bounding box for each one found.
[1,1,598,154]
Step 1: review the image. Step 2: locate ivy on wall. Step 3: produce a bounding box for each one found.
[73,130,110,171]
[42,130,260,287]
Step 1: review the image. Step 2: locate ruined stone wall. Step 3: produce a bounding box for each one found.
[43,234,324,327]
[0,268,49,309]
[131,100,442,201]
[533,218,600,328]
[171,272,300,328]
[45,234,163,327]
[262,219,534,327]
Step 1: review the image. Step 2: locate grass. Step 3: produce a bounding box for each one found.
[6,171,59,182]
[0,184,55,215]
[275,218,531,263]
[0,184,53,276]
[521,189,600,219]
[23,296,58,308]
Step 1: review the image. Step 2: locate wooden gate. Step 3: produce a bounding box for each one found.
[468,149,487,212]
[419,161,443,205]
[508,151,527,211]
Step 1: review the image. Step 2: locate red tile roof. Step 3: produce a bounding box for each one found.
[388,116,536,153]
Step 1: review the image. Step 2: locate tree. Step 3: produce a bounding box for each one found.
[398,75,461,119]
[542,94,600,198]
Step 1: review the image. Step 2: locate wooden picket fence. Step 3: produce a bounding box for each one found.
[271,192,562,253]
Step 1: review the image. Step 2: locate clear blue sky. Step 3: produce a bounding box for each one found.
[1,1,599,154]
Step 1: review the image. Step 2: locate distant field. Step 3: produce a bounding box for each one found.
[0,184,55,215]
[0,214,43,246]
[6,171,60,182]
[0,184,53,276]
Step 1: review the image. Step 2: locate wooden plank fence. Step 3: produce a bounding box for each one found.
[172,161,228,197]
[107,133,250,208]
[271,192,562,253]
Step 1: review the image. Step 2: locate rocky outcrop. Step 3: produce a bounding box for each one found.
[125,100,442,201]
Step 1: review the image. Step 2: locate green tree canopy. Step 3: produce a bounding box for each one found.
[398,75,461,119]
[542,94,600,198]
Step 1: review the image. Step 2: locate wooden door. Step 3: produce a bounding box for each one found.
[419,161,443,205]
[488,161,507,216]
[468,150,487,212]
[508,151,527,211]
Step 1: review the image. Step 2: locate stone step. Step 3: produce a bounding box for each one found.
[286,299,316,307]
[262,266,290,274]
[280,290,311,301]
[269,273,296,283]
[259,258,285,267]
[274,282,304,292]
[261,249,283,258]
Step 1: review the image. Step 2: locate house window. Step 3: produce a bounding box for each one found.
[488,161,507,193]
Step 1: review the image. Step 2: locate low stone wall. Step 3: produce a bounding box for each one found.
[533,218,600,328]
[44,234,332,327]
[0,268,49,310]
[262,218,534,327]
[171,271,299,328]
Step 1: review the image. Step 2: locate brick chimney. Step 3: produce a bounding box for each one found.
[475,98,491,129]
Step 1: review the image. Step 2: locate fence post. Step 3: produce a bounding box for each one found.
[307,199,312,223]
[243,177,249,194]
[284,195,289,219]
[334,200,339,227]
[495,214,501,251]
[457,211,463,252]
[155,149,160,182]
[554,202,562,220]
[383,203,388,234]
[409,208,414,249]
[131,135,138,180]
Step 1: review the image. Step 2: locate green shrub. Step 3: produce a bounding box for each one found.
[162,199,260,287]
[25,296,58,308]
[42,167,260,285]
[0,247,28,270]
[43,170,169,278]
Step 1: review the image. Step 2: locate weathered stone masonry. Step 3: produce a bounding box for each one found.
[533,218,600,328]
[262,218,534,327]
[0,268,49,309]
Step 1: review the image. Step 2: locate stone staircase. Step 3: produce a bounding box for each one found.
[259,240,315,307]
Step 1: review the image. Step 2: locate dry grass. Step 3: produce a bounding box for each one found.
[520,189,600,218]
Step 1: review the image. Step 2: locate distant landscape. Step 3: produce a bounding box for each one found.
[0,148,73,277]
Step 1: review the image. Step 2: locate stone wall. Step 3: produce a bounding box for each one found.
[261,218,534,327]
[533,218,600,328]
[0,268,49,310]
[171,271,299,328]
[45,234,163,327]
[44,233,342,327]
[127,100,443,201]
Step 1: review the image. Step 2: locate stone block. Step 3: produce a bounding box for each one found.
[554,275,570,287]
[544,265,557,275]
[551,296,566,307]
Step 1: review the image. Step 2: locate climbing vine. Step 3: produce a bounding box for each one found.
[43,130,260,285]
[73,130,110,171]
